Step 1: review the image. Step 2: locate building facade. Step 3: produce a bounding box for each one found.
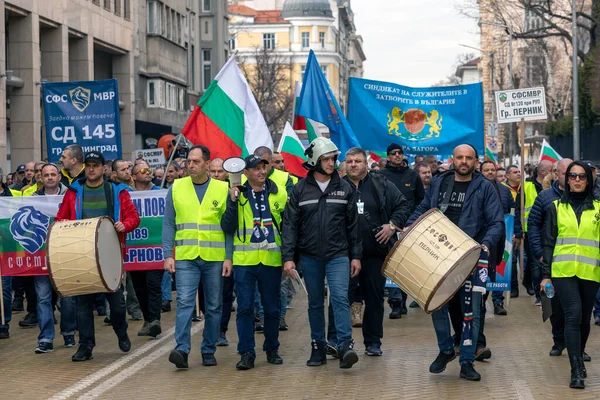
[134,0,229,150]
[0,0,134,173]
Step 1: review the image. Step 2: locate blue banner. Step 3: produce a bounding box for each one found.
[347,78,484,156]
[487,214,514,291]
[42,79,122,162]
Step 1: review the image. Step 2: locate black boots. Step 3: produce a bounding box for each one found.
[338,340,359,369]
[307,340,327,366]
[569,355,585,389]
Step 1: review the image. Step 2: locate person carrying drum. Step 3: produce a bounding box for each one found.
[327,147,410,357]
[406,144,504,381]
[540,161,600,389]
[281,137,362,369]
[220,154,288,370]
[55,151,141,362]
[163,144,232,369]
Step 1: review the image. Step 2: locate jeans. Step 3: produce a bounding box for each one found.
[491,291,504,305]
[432,286,482,365]
[387,287,403,307]
[13,276,37,313]
[130,270,163,323]
[302,256,352,347]
[76,287,128,349]
[593,288,600,318]
[280,276,291,319]
[221,275,234,332]
[34,276,57,343]
[1,277,12,329]
[162,271,173,302]
[553,277,600,357]
[234,264,282,355]
[174,257,223,354]
[254,284,264,319]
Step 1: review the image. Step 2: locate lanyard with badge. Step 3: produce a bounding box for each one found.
[356,188,364,214]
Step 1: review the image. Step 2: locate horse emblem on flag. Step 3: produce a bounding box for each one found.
[386,107,443,140]
[69,86,92,112]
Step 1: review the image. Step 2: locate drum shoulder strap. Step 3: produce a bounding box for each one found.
[439,175,455,214]
[104,181,116,221]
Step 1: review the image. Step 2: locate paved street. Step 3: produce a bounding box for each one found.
[3,292,600,400]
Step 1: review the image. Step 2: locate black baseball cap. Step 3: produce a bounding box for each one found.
[387,143,403,154]
[580,160,596,170]
[84,151,105,165]
[16,164,26,173]
[244,155,269,169]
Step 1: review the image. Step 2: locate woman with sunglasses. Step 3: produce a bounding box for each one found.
[541,161,600,389]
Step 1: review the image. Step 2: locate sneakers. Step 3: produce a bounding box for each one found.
[429,351,456,373]
[399,301,408,315]
[12,297,24,312]
[202,353,217,366]
[169,349,189,369]
[64,335,76,348]
[255,318,265,333]
[510,289,519,298]
[339,340,359,369]
[118,335,131,353]
[130,313,143,321]
[351,302,363,327]
[279,318,289,331]
[595,316,600,326]
[35,342,54,353]
[236,352,255,370]
[161,300,171,312]
[307,340,327,366]
[72,346,93,362]
[475,347,492,361]
[365,344,383,356]
[192,314,202,322]
[325,342,339,359]
[409,300,420,308]
[137,321,150,336]
[148,320,161,338]
[535,299,542,307]
[216,331,229,347]
[0,327,9,339]
[19,312,38,328]
[460,362,481,381]
[550,344,565,357]
[493,304,508,316]
[104,316,112,325]
[286,299,294,309]
[266,349,283,365]
[389,307,402,319]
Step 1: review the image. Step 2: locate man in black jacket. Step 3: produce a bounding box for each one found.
[282,137,362,370]
[337,147,410,357]
[378,143,424,318]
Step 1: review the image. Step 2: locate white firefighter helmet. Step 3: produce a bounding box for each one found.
[304,137,340,169]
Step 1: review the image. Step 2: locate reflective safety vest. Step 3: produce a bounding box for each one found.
[233,184,287,267]
[9,189,22,197]
[523,181,538,232]
[172,177,228,261]
[290,175,299,185]
[551,200,600,282]
[22,183,41,197]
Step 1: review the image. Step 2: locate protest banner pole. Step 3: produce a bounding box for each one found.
[0,268,5,326]
[161,134,183,189]
[519,117,525,283]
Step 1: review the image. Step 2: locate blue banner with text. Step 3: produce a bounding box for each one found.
[42,79,122,162]
[347,78,484,156]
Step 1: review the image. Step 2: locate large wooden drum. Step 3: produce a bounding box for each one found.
[383,209,481,313]
[47,217,123,297]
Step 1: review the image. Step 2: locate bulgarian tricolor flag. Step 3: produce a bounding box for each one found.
[292,81,322,142]
[182,56,273,159]
[368,150,386,163]
[539,139,562,162]
[484,144,498,165]
[277,122,308,178]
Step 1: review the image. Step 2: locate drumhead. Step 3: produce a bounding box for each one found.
[96,217,123,291]
[426,248,481,312]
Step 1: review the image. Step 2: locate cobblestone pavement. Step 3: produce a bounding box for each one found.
[3,292,600,399]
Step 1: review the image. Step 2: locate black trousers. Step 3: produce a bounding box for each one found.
[477,292,489,349]
[13,276,37,313]
[553,277,599,357]
[77,287,128,349]
[221,275,234,332]
[130,270,163,323]
[550,294,565,347]
[349,255,386,346]
[524,238,542,297]
[511,249,519,293]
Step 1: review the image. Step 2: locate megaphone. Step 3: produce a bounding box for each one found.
[223,157,246,187]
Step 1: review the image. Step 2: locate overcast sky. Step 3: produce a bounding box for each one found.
[351,0,479,87]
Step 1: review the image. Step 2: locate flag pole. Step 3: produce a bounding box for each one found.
[519,118,525,284]
[0,267,5,326]
[161,133,183,189]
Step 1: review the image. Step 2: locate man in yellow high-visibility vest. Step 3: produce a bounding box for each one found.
[163,144,233,370]
[253,146,295,197]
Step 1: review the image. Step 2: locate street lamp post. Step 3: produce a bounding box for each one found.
[572,0,580,160]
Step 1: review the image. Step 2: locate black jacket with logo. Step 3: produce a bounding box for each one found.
[282,171,362,262]
[378,162,424,213]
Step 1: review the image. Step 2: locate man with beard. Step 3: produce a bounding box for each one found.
[282,137,361,369]
[112,159,133,189]
[415,162,432,189]
[164,163,179,188]
[59,145,86,186]
[406,145,504,381]
[496,168,506,183]
[378,144,424,318]
[425,155,440,177]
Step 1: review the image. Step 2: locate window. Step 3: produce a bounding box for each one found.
[147,1,162,34]
[319,32,325,48]
[114,0,121,16]
[321,65,327,79]
[104,0,111,10]
[205,21,209,34]
[263,33,275,50]
[179,88,186,111]
[301,65,305,81]
[526,55,544,86]
[229,37,236,50]
[166,83,177,111]
[177,13,181,43]
[525,2,545,31]
[302,32,310,48]
[202,0,211,12]
[92,0,100,5]
[124,0,130,19]
[191,45,196,90]
[166,7,172,40]
[202,49,212,90]
[190,14,195,36]
[147,80,164,108]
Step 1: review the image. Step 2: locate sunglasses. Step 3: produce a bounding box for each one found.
[134,168,153,175]
[273,160,284,164]
[388,150,402,156]
[568,173,587,181]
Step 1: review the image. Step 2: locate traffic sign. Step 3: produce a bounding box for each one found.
[495,87,547,124]
[487,122,498,137]
[489,138,498,151]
